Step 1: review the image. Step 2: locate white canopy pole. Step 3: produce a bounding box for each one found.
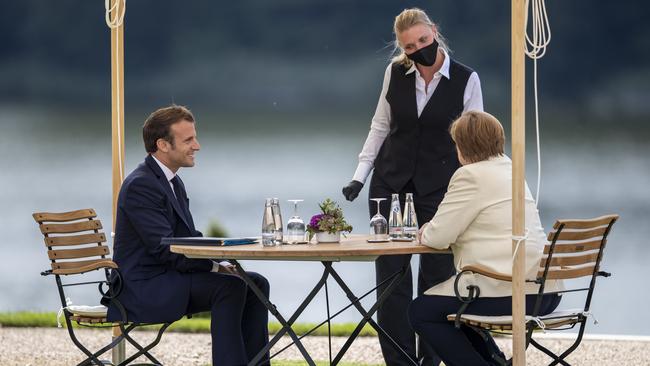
[511,0,527,364]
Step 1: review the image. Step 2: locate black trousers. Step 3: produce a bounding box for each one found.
[369,174,456,366]
[408,294,561,366]
[186,271,270,366]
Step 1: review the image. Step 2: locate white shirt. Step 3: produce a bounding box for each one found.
[151,155,177,197]
[352,50,484,184]
[151,154,226,273]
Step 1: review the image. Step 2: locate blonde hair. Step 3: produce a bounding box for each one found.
[449,111,505,164]
[391,8,450,68]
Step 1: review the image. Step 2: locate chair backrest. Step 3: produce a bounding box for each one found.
[537,214,618,311]
[33,208,117,275]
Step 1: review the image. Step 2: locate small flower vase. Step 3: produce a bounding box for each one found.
[315,231,341,243]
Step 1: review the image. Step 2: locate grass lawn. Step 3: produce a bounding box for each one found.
[0,311,378,337]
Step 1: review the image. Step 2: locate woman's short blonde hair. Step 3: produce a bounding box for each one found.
[449,111,505,163]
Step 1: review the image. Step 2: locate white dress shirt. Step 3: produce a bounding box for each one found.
[352,50,484,184]
[151,155,226,273]
[152,155,177,196]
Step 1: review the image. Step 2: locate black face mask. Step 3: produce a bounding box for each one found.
[406,39,439,67]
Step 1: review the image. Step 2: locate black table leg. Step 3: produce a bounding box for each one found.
[232,259,328,366]
[233,259,417,366]
[325,262,418,366]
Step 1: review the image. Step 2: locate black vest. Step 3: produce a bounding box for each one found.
[373,60,473,195]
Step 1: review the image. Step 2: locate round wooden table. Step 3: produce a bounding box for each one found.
[170,234,449,366]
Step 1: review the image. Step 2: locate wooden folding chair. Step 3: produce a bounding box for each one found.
[34,208,170,366]
[447,214,618,366]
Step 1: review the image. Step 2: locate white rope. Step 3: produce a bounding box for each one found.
[105,0,126,29]
[56,297,73,328]
[528,316,547,331]
[105,0,125,183]
[512,229,530,261]
[582,311,599,325]
[529,311,598,333]
[524,0,551,207]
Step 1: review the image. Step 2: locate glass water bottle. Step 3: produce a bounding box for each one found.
[271,198,283,245]
[261,198,276,246]
[402,193,418,239]
[388,193,403,239]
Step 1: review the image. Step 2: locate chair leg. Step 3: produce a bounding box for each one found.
[529,338,571,366]
[546,320,587,366]
[63,316,109,366]
[78,334,128,366]
[117,323,170,366]
[117,323,155,365]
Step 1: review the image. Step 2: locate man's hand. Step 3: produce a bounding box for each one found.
[219,263,239,275]
[342,180,364,201]
[211,261,239,275]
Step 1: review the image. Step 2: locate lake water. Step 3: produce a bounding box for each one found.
[1,106,648,336]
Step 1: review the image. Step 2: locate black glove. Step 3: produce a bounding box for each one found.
[342,180,364,201]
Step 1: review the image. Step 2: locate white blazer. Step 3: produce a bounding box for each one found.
[420,155,563,297]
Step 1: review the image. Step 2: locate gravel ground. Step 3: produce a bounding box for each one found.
[0,327,648,365]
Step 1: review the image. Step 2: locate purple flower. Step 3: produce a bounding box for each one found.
[309,214,324,229]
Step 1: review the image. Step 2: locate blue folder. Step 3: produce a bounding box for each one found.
[161,237,258,246]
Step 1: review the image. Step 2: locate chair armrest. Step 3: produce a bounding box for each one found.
[460,264,513,282]
[451,266,518,329]
[452,270,481,329]
[52,259,118,275]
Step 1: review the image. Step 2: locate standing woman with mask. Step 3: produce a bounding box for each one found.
[341,8,483,366]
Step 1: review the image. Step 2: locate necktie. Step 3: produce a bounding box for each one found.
[170,176,190,221]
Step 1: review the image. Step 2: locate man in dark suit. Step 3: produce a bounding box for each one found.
[107,105,270,366]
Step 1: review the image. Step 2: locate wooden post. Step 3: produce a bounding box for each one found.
[511,0,527,365]
[109,0,126,363]
[110,0,125,223]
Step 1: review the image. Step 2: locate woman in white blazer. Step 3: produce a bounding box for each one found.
[407,111,562,366]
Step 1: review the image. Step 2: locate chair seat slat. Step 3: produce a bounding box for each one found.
[33,209,97,222]
[48,245,110,260]
[70,315,108,324]
[44,233,106,247]
[447,315,580,331]
[40,220,102,234]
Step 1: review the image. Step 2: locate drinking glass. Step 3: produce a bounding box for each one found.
[286,199,306,244]
[369,198,389,242]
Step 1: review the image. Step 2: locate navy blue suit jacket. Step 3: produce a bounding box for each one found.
[107,155,212,323]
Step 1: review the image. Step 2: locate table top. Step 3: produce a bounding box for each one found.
[170,234,449,262]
